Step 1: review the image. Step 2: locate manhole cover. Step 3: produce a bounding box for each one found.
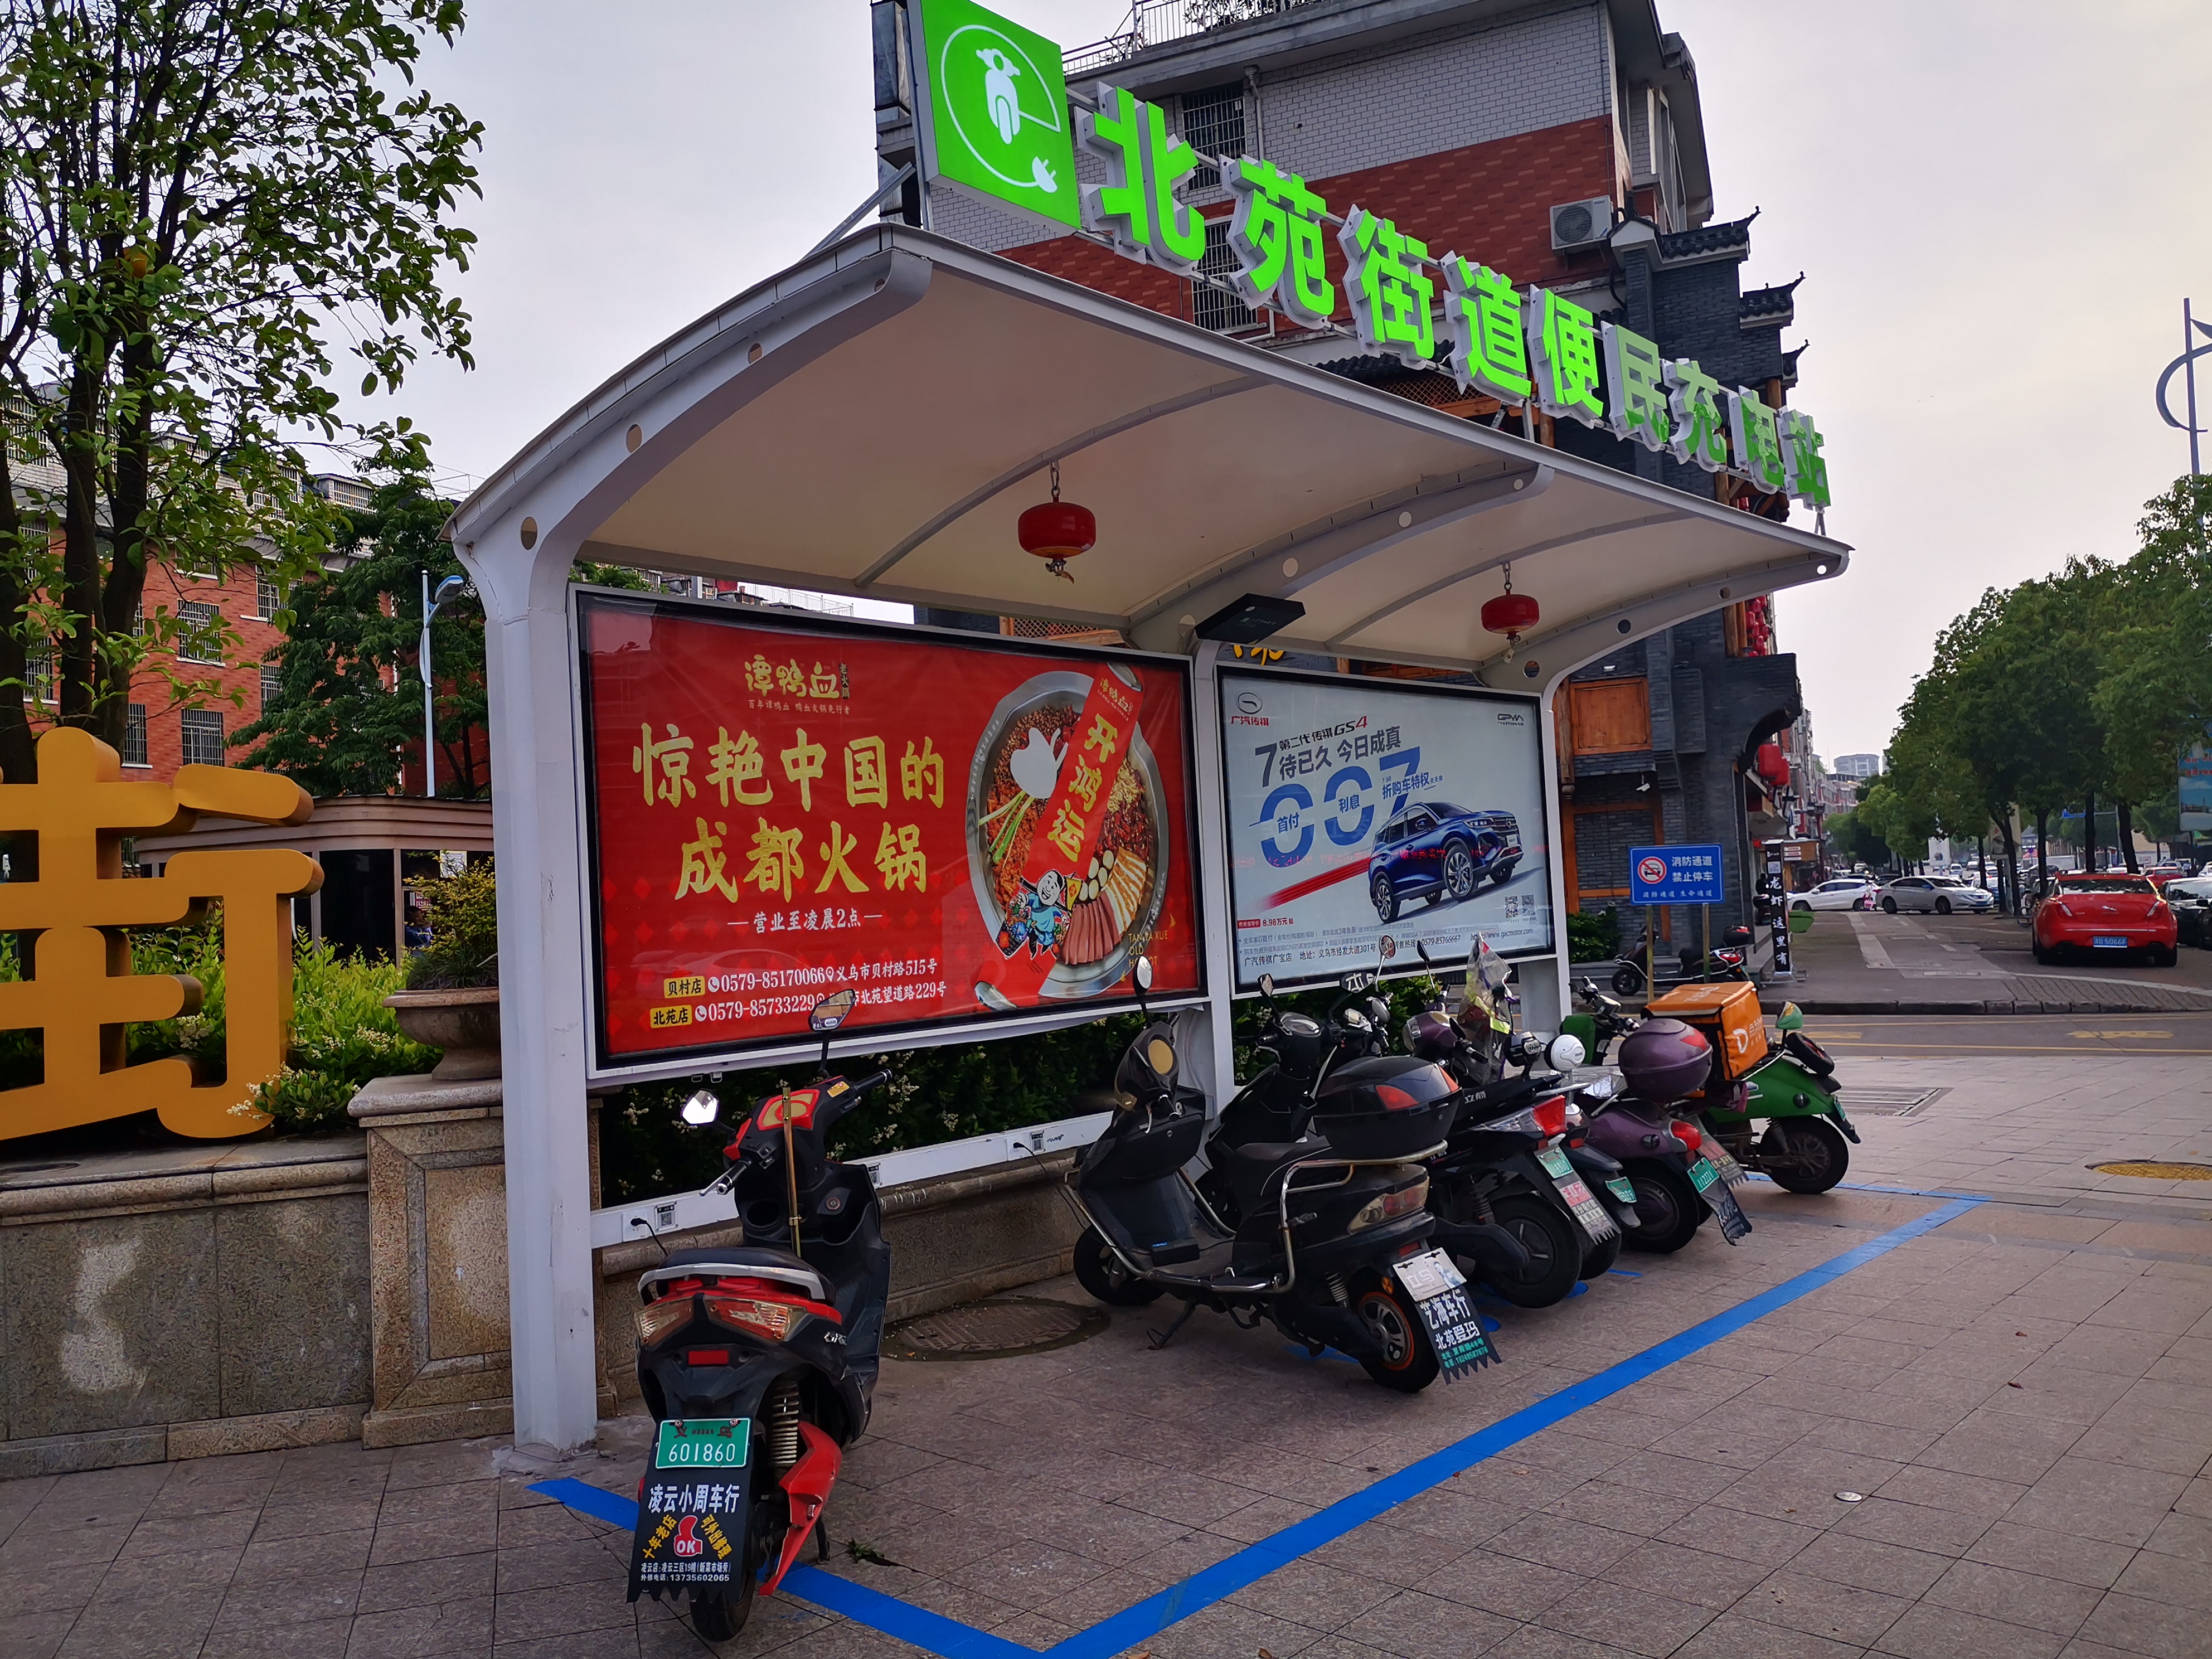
[2090,1161,2212,1181]
[886,1297,1107,1362]
[1842,1087,1944,1117]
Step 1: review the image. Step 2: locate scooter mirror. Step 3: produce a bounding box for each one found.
[678,1089,721,1127]
[1546,1032,1588,1071]
[1777,1003,1804,1032]
[1258,972,1275,999]
[809,987,858,1032]
[1134,955,1155,992]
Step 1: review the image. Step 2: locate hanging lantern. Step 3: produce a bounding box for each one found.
[1017,462,1095,583]
[1480,563,1540,658]
[1755,741,1791,787]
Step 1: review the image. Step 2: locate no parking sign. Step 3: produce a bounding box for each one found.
[1628,844,1724,905]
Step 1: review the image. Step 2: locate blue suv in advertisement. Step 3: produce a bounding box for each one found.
[1369,802,1521,921]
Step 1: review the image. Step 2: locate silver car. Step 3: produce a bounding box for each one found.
[1878,875,1995,915]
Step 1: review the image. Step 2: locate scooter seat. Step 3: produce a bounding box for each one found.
[643,1245,828,1303]
[1214,1136,1330,1212]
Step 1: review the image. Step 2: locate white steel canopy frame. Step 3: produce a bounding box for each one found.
[450,226,1846,1449]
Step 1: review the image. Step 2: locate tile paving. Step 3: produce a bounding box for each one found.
[4,1059,2212,1656]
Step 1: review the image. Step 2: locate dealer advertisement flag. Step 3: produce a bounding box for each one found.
[579,594,1200,1070]
[1219,667,1551,992]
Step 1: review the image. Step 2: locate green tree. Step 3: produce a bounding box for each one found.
[232,457,483,795]
[0,1,481,784]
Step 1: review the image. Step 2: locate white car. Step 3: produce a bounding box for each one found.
[1878,875,1995,914]
[1793,878,1876,912]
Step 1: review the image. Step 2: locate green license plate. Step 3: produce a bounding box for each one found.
[1605,1176,1637,1204]
[655,1418,750,1471]
[1687,1156,1719,1194]
[1535,1147,1574,1179]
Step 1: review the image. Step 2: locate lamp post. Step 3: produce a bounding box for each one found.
[2155,297,2212,477]
[420,571,468,798]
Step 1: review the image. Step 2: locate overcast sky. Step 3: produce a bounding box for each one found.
[374,1,2212,762]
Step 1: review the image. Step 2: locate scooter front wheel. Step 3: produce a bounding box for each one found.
[1073,1227,1163,1307]
[1761,1117,1850,1194]
[1622,1162,1702,1253]
[1352,1270,1440,1393]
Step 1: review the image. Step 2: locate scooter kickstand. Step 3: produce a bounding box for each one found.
[1147,1302,1198,1350]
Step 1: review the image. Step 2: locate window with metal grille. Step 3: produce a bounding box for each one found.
[178,599,222,663]
[24,652,51,704]
[181,708,225,767]
[256,572,280,619]
[123,703,148,767]
[1194,220,1257,334]
[261,660,282,712]
[1181,83,1244,189]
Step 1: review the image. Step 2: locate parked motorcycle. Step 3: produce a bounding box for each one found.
[627,988,891,1640]
[1068,960,1497,1393]
[1605,924,1757,995]
[1570,977,1857,1194]
[1575,1015,1753,1253]
[1405,942,1639,1302]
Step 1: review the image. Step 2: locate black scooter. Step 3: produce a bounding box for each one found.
[1406,942,1639,1301]
[627,988,892,1640]
[1068,961,1493,1393]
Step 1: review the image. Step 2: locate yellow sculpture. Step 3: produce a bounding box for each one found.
[0,727,322,1138]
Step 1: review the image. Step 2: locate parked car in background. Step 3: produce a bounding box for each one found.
[1367,801,1521,921]
[2164,876,2212,948]
[2031,873,2178,966]
[1878,875,1996,915]
[2145,864,2191,887]
[1794,878,1876,912]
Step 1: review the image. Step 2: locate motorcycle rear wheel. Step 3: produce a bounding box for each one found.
[1576,1232,1623,1279]
[1485,1192,1584,1307]
[1762,1117,1849,1194]
[687,1498,760,1639]
[1352,1271,1441,1393]
[1622,1162,1702,1253]
[1073,1226,1163,1307]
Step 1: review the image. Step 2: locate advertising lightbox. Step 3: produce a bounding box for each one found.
[579,594,1201,1073]
[1220,666,1553,993]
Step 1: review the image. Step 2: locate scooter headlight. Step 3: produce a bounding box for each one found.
[635,1296,695,1349]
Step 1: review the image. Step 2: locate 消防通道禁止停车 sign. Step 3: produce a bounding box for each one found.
[578,593,1201,1073]
[1628,844,1725,906]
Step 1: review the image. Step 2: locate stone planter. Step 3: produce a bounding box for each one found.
[384,987,502,1081]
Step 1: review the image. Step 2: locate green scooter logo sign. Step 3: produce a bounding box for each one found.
[915,0,1079,230]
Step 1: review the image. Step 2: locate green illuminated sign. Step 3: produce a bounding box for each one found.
[914,0,1079,231]
[900,1,1833,507]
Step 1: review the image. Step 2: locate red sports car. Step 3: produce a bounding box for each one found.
[2031,874,2177,966]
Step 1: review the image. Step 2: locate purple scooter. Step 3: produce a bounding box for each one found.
[1577,1018,1753,1253]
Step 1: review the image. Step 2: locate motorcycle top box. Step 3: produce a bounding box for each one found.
[1309,1056,1460,1159]
[1645,981,1768,1093]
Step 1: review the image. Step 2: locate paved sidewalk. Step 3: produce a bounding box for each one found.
[4,1160,2209,1658]
[1767,912,2212,1016]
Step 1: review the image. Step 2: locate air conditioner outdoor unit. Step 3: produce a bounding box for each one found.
[1550,197,1614,251]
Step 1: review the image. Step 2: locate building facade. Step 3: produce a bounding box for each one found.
[879,0,1816,943]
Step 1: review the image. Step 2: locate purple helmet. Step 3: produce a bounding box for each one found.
[1616,1018,1713,1105]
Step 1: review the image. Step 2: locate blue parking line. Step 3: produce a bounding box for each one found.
[537,1194,1983,1659]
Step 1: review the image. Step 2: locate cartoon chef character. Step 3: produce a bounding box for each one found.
[996,868,1070,961]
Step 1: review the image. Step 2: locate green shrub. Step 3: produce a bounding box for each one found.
[405,863,498,988]
[1566,907,1621,963]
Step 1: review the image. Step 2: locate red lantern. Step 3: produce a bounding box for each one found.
[1018,462,1094,582]
[1755,741,1791,787]
[1480,564,1539,657]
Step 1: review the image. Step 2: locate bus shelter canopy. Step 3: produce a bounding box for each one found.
[453,226,1845,676]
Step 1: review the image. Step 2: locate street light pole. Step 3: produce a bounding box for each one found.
[420,571,468,798]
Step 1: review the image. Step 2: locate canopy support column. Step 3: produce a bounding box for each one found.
[464,526,601,1453]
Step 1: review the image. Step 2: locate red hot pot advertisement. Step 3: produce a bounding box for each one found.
[578,594,1202,1072]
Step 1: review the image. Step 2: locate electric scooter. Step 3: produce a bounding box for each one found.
[1569,978,1857,1194]
[1068,960,1497,1394]
[627,988,892,1641]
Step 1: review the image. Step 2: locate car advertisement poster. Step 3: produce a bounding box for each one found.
[1219,666,1551,992]
[579,594,1201,1071]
